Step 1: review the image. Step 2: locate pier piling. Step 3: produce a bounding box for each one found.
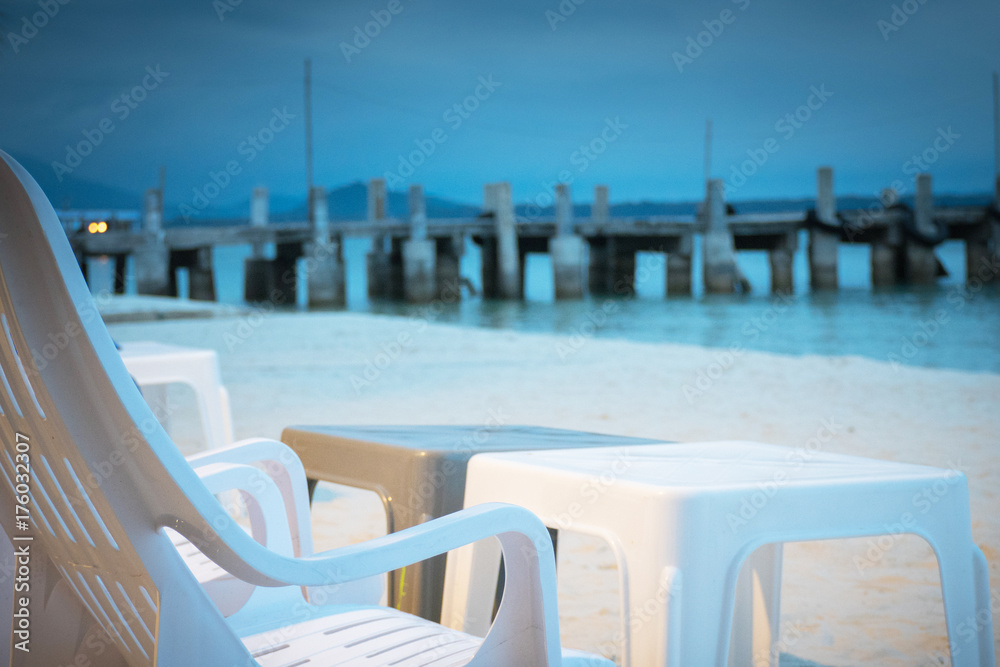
[589,237,635,296]
[809,167,839,290]
[904,173,939,284]
[135,187,170,296]
[436,233,463,299]
[244,187,273,302]
[403,184,437,303]
[483,182,521,299]
[70,166,998,306]
[871,188,901,288]
[307,186,346,307]
[187,247,216,301]
[667,234,693,296]
[367,179,394,299]
[971,175,1000,284]
[702,179,739,293]
[769,232,796,294]
[593,185,609,224]
[272,242,299,305]
[551,183,585,299]
[250,187,268,257]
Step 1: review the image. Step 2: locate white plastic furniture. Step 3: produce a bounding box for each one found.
[442,441,995,667]
[0,149,613,667]
[7,436,384,664]
[280,424,668,622]
[118,340,233,450]
[181,438,384,619]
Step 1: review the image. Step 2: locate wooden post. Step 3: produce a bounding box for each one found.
[307,186,346,307]
[769,232,796,294]
[551,183,584,299]
[702,179,738,293]
[135,187,170,296]
[905,173,938,284]
[667,234,693,296]
[809,166,839,290]
[366,178,391,299]
[403,184,437,303]
[245,187,273,302]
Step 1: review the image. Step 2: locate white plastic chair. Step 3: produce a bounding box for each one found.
[181,437,384,619]
[442,442,996,666]
[0,149,612,667]
[119,340,234,451]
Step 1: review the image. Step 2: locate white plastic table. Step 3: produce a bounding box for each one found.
[119,341,233,451]
[442,441,994,667]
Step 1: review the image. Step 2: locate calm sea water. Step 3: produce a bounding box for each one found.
[90,231,1000,374]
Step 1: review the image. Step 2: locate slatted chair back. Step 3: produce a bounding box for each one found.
[0,150,256,665]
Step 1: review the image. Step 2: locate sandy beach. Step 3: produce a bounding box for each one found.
[107,309,1000,666]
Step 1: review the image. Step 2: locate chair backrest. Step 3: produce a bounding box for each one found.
[0,150,255,665]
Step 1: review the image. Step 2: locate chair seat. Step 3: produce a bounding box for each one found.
[170,530,256,616]
[244,607,482,667]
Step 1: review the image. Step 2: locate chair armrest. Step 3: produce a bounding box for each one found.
[187,438,312,557]
[193,462,295,557]
[169,502,561,666]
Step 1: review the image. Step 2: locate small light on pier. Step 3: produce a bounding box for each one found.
[88,221,108,234]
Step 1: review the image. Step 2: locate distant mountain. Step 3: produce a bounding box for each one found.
[168,181,482,224]
[11,153,143,210]
[9,153,992,224]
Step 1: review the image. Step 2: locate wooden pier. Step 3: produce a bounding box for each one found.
[68,168,1000,305]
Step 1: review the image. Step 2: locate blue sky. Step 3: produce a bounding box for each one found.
[0,0,997,214]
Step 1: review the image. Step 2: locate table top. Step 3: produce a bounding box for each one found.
[117,341,217,359]
[282,424,666,455]
[470,441,955,489]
